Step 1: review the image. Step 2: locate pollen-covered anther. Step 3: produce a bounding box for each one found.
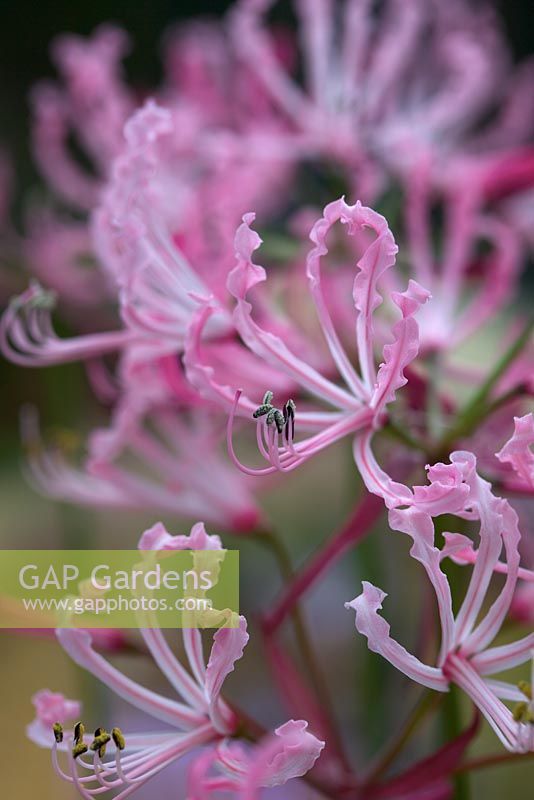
[73,721,85,744]
[52,722,63,743]
[518,681,532,701]
[253,391,293,436]
[111,726,125,750]
[71,719,88,759]
[30,289,57,310]
[267,407,285,434]
[90,727,111,758]
[513,702,528,722]
[252,390,275,419]
[72,741,88,759]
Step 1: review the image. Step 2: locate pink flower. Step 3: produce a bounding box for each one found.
[188,720,325,798]
[1,98,291,369]
[22,211,110,312]
[31,25,133,210]
[21,378,262,534]
[496,413,534,490]
[401,158,523,352]
[230,0,534,189]
[30,689,81,730]
[28,522,323,797]
[346,451,534,752]
[187,199,430,476]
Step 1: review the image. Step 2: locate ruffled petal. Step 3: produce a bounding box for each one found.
[388,508,454,664]
[346,582,448,691]
[496,413,534,488]
[371,279,431,416]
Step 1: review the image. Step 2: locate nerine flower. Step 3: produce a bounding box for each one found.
[496,413,534,492]
[188,721,325,798]
[401,158,523,353]
[186,198,430,475]
[346,451,534,753]
[30,25,133,210]
[28,522,324,797]
[21,350,263,533]
[231,0,534,189]
[1,99,291,370]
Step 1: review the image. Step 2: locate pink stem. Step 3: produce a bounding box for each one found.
[262,493,384,635]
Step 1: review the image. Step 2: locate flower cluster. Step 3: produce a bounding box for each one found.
[1,1,534,798]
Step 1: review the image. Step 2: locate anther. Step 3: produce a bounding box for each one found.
[518,681,532,700]
[253,390,275,419]
[73,721,85,744]
[283,399,296,439]
[90,727,111,758]
[53,722,63,743]
[513,701,528,722]
[112,727,126,750]
[267,408,285,433]
[72,742,88,759]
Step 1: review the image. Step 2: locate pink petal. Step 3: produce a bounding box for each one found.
[496,413,534,488]
[388,508,454,664]
[205,616,249,708]
[346,582,448,691]
[371,280,431,416]
[56,628,204,729]
[242,719,325,792]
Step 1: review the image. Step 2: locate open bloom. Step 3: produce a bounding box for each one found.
[188,721,325,798]
[28,522,323,797]
[231,0,534,190]
[186,198,430,476]
[496,413,534,492]
[346,451,534,752]
[30,24,133,210]
[400,157,523,353]
[21,348,262,533]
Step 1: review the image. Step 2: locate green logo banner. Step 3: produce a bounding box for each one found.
[0,550,239,628]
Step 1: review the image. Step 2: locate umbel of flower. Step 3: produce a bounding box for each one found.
[28,522,324,798]
[346,450,534,753]
[185,198,430,476]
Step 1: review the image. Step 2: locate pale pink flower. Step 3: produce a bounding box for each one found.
[496,413,534,491]
[186,198,430,475]
[22,210,112,312]
[30,25,133,210]
[188,720,325,798]
[230,0,534,191]
[21,391,262,534]
[401,158,523,352]
[28,522,323,797]
[346,451,534,752]
[30,689,81,730]
[1,98,293,370]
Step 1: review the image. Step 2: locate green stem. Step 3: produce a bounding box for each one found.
[364,690,443,785]
[435,317,534,457]
[442,685,471,800]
